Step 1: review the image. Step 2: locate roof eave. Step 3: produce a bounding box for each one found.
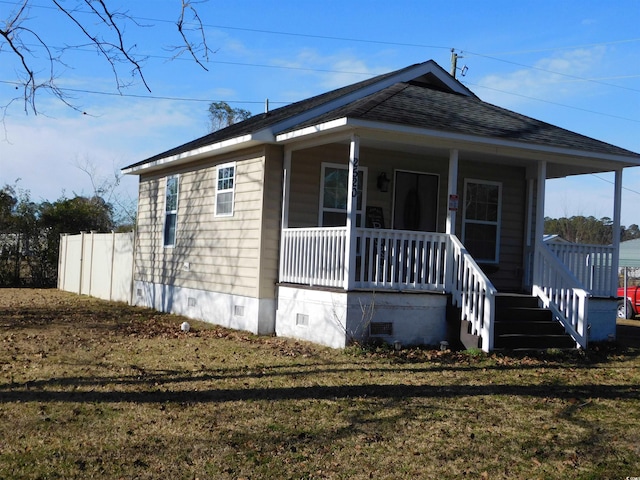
[122,130,274,175]
[276,117,640,167]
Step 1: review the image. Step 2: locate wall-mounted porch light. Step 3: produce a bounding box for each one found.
[377,172,390,192]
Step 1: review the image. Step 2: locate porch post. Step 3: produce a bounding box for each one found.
[532,161,547,286]
[278,147,292,282]
[281,147,292,229]
[446,149,458,235]
[611,168,623,296]
[523,176,535,288]
[344,134,360,290]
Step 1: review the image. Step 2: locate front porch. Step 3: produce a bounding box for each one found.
[274,132,623,351]
[277,226,618,351]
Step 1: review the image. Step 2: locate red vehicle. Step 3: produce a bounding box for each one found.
[617,286,640,318]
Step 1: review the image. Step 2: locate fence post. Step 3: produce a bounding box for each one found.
[88,231,96,296]
[78,232,85,295]
[109,231,116,301]
[57,234,66,290]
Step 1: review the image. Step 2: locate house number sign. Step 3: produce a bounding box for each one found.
[352,157,359,197]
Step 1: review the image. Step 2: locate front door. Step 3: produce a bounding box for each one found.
[392,171,438,231]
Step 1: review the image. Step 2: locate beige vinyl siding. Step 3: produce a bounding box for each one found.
[135,147,269,299]
[288,143,449,231]
[458,160,527,292]
[288,145,344,227]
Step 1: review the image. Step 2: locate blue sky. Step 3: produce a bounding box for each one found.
[1,0,639,225]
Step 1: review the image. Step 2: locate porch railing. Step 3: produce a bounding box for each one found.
[532,242,589,349]
[447,235,497,352]
[354,228,448,290]
[280,227,497,351]
[546,243,615,297]
[279,227,347,288]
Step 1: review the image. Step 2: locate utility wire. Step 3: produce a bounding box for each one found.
[463,80,640,124]
[0,79,287,105]
[591,173,640,197]
[1,0,638,123]
[463,50,640,94]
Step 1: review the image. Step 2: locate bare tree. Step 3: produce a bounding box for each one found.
[74,156,137,229]
[1,0,212,116]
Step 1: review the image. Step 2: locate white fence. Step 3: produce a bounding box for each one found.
[58,231,135,304]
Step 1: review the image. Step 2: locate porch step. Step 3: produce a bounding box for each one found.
[493,293,576,350]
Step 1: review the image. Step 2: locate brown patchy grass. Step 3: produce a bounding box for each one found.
[0,288,639,479]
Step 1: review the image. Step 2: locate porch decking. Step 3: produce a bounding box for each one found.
[280,227,617,351]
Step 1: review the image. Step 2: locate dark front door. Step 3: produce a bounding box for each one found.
[392,171,438,231]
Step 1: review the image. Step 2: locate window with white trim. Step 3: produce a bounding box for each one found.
[163,175,179,247]
[319,163,367,227]
[462,179,502,263]
[216,162,236,217]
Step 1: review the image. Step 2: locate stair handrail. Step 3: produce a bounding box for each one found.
[533,242,589,349]
[447,235,497,352]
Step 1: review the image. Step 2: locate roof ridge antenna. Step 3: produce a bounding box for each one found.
[450,49,468,79]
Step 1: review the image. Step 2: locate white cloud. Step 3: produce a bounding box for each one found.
[474,46,607,108]
[0,97,205,206]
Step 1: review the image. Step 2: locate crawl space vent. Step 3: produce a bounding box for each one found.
[234,305,245,317]
[296,313,309,326]
[370,322,393,336]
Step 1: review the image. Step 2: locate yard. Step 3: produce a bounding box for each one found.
[0,289,639,479]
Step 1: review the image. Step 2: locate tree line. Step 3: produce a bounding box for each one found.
[544,215,640,245]
[0,184,119,287]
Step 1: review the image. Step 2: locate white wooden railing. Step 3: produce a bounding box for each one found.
[279,227,347,288]
[533,243,589,349]
[447,235,497,352]
[280,227,497,351]
[546,243,615,297]
[354,228,448,290]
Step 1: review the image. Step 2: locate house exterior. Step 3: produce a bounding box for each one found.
[122,60,640,351]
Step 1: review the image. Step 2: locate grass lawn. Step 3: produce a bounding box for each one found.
[0,289,639,479]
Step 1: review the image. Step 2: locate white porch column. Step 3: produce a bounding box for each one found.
[523,176,535,287]
[532,161,547,286]
[344,134,360,290]
[281,147,292,229]
[446,149,459,235]
[278,148,292,282]
[611,168,623,296]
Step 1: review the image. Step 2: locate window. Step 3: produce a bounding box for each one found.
[319,163,367,226]
[216,162,236,217]
[462,179,501,263]
[163,175,179,247]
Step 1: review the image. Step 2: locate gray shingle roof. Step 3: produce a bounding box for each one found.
[123,63,424,170]
[280,82,640,158]
[124,61,640,172]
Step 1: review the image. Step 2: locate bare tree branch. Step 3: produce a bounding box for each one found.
[0,0,212,116]
[52,0,151,93]
[173,0,214,70]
